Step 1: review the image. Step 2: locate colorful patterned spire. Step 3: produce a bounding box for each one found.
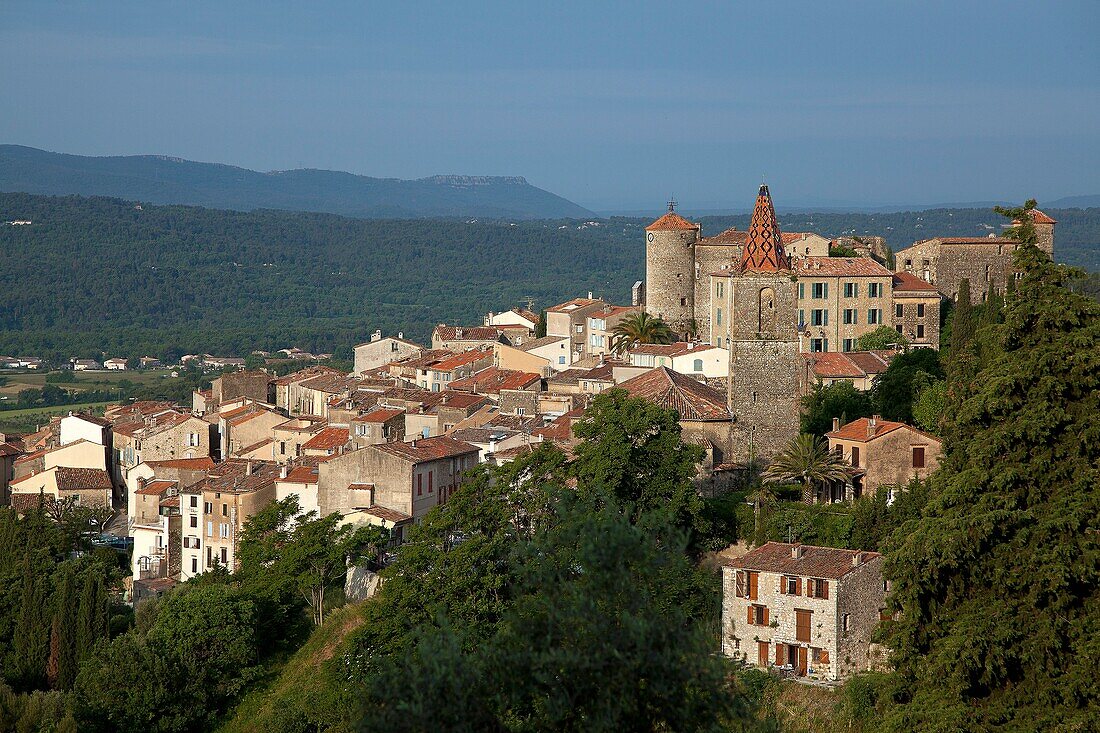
[741,185,789,271]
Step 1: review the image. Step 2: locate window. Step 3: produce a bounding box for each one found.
[716,281,724,298]
[428,471,433,494]
[417,474,423,496]
[354,424,366,436]
[517,407,526,415]
[867,308,882,325]
[798,282,805,299]
[206,520,213,537]
[808,578,829,599]
[810,309,828,326]
[204,501,212,513]
[842,339,854,352]
[843,309,857,325]
[844,282,858,298]
[917,324,925,338]
[693,358,703,372]
[905,258,912,267]
[917,303,926,317]
[558,356,566,365]
[715,308,722,326]
[795,609,812,642]
[798,309,805,328]
[912,446,926,468]
[192,558,198,574]
[219,523,229,539]
[895,303,903,318]
[810,338,828,353]
[190,495,198,508]
[575,324,583,333]
[222,503,228,516]
[422,427,430,438]
[220,547,228,564]
[842,613,851,635]
[748,604,768,625]
[868,282,882,298]
[811,282,828,299]
[188,432,200,447]
[783,576,800,595]
[851,446,860,467]
[734,570,759,600]
[190,515,197,528]
[680,297,687,306]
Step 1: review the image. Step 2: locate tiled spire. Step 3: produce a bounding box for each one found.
[741,185,789,272]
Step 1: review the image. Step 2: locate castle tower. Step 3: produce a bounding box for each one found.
[644,200,700,339]
[727,185,802,461]
[1030,209,1056,258]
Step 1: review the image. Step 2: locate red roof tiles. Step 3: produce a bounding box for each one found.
[892,271,940,292]
[728,542,881,579]
[433,326,503,343]
[302,427,349,451]
[742,185,789,272]
[449,367,541,394]
[616,367,730,421]
[827,416,905,442]
[372,436,479,463]
[794,257,892,277]
[645,211,699,232]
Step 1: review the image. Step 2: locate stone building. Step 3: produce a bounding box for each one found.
[791,257,895,354]
[891,272,942,348]
[211,370,272,406]
[893,209,1055,305]
[545,297,608,360]
[721,542,885,681]
[722,186,803,461]
[826,415,943,499]
[431,325,508,351]
[353,332,422,374]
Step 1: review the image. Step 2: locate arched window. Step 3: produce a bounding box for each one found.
[693,358,703,372]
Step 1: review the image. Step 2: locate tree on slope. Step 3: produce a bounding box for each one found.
[879,205,1100,731]
[763,433,851,504]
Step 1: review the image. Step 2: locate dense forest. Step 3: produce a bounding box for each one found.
[0,193,1097,362]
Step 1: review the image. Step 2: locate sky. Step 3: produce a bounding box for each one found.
[2,1,1099,212]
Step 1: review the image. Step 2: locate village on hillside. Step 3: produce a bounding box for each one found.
[0,186,1058,684]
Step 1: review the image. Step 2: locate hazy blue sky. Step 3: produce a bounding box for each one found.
[2,1,1098,211]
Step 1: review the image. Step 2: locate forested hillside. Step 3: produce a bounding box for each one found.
[0,193,1096,361]
[0,146,594,220]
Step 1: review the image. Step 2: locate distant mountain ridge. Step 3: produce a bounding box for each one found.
[0,145,594,220]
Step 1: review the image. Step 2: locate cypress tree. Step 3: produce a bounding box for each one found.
[950,279,975,355]
[51,568,78,690]
[10,554,49,691]
[75,574,99,661]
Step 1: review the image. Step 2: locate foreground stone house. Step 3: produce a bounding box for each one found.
[826,416,943,499]
[721,542,885,681]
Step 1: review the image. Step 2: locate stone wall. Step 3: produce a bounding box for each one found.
[894,292,942,348]
[645,229,698,336]
[835,556,886,678]
[213,371,271,405]
[692,243,738,337]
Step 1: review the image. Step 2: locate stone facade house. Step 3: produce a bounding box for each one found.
[802,350,897,391]
[211,370,272,406]
[353,332,422,374]
[115,411,211,471]
[10,466,114,512]
[130,478,182,581]
[218,402,286,459]
[273,366,343,414]
[351,408,406,447]
[891,272,943,348]
[431,325,508,351]
[317,435,479,520]
[271,418,327,464]
[545,297,607,360]
[721,542,885,681]
[826,416,943,499]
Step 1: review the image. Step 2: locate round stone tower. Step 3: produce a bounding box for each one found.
[644,201,700,338]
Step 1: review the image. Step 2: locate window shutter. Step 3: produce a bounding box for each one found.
[776,644,785,665]
[749,572,758,600]
[747,606,754,625]
[820,649,830,664]
[822,580,829,600]
[796,578,802,596]
[736,570,746,597]
[762,607,769,626]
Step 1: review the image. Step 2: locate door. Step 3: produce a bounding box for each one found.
[797,646,808,676]
[757,641,769,667]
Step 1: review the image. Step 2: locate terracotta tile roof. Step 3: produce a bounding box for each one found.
[353,408,405,423]
[143,457,216,470]
[0,442,22,458]
[580,360,622,381]
[547,368,588,385]
[298,373,358,393]
[844,351,895,374]
[272,365,342,387]
[449,367,541,394]
[430,348,494,372]
[302,427,349,451]
[804,352,866,379]
[449,427,519,444]
[616,367,730,421]
[827,416,906,442]
[137,479,177,496]
[235,438,273,455]
[519,335,568,352]
[484,414,546,432]
[546,297,603,313]
[645,211,698,232]
[433,326,504,342]
[372,436,479,463]
[628,342,718,358]
[742,185,790,272]
[362,505,413,523]
[437,392,490,410]
[65,412,112,427]
[159,495,180,508]
[491,444,538,461]
[55,467,113,491]
[11,493,52,513]
[511,308,540,323]
[282,465,319,484]
[892,271,940,292]
[728,542,881,579]
[794,257,892,277]
[1029,209,1056,224]
[196,459,281,494]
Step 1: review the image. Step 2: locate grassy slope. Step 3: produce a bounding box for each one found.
[215,602,368,733]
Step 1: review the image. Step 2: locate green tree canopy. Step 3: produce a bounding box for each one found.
[800,380,873,437]
[610,312,673,354]
[856,324,909,351]
[871,348,944,423]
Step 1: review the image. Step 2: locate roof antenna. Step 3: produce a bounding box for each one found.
[667,195,676,213]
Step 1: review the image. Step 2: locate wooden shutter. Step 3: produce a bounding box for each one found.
[796,609,811,642]
[776,643,786,666]
[822,580,829,600]
[735,570,746,597]
[747,606,754,625]
[748,571,759,601]
[762,607,770,626]
[798,646,808,675]
[758,641,768,666]
[819,648,830,664]
[795,577,803,596]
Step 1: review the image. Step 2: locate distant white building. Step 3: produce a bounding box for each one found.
[105,358,129,371]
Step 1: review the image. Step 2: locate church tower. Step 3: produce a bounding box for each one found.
[727,185,802,461]
[644,200,700,339]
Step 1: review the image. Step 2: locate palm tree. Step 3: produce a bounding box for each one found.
[763,434,852,504]
[611,312,674,354]
[746,481,778,546]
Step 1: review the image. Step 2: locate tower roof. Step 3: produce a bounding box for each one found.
[645,201,698,232]
[741,185,789,272]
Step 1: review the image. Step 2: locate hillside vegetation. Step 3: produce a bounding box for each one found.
[0,193,1096,361]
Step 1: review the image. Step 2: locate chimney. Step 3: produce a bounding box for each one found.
[371,329,381,342]
[791,545,804,559]
[588,291,593,299]
[832,417,840,433]
[411,437,417,448]
[245,461,253,476]
[279,464,288,479]
[867,415,880,438]
[852,551,864,567]
[398,331,404,339]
